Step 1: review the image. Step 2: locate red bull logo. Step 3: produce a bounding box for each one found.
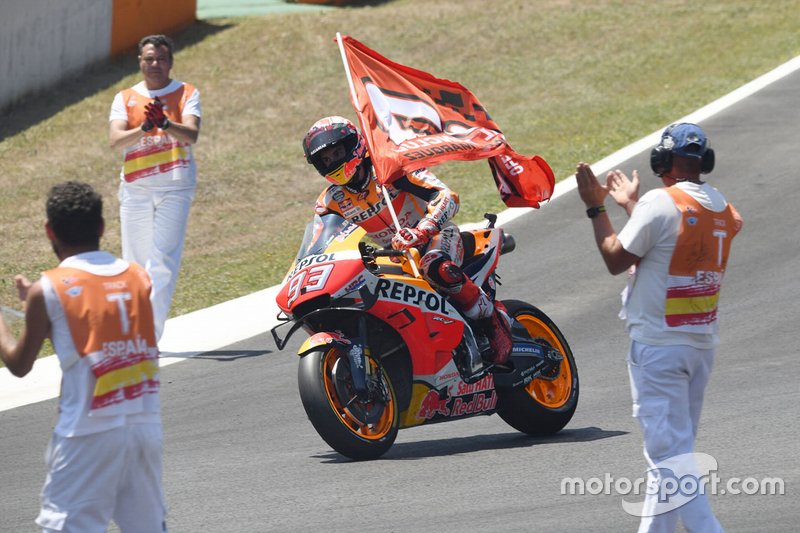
[451,391,497,416]
[417,389,451,419]
[343,154,362,179]
[416,387,498,420]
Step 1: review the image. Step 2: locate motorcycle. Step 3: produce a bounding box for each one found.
[271,212,578,460]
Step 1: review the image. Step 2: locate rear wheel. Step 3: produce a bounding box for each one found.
[495,300,579,436]
[298,347,399,460]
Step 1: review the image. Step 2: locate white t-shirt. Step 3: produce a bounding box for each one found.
[109,79,201,191]
[617,181,731,349]
[42,251,161,437]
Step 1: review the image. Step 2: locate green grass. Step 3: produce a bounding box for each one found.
[1,0,799,324]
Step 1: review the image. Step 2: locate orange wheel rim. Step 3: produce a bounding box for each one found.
[322,349,395,440]
[514,314,573,408]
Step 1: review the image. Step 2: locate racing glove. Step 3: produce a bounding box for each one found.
[144,97,170,130]
[391,218,438,251]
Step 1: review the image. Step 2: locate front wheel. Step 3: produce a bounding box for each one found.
[298,347,399,460]
[495,300,579,436]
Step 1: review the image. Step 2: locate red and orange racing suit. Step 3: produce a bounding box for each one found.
[314,167,462,260]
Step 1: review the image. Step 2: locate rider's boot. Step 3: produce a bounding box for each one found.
[472,302,513,365]
[424,256,513,365]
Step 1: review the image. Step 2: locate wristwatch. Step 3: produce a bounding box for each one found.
[586,205,606,218]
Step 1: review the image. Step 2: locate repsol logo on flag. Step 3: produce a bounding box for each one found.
[375,279,451,315]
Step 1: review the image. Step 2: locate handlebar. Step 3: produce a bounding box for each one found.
[372,249,405,258]
[358,241,404,258]
[358,242,421,277]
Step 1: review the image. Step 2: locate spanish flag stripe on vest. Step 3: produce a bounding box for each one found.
[664,293,720,317]
[665,312,718,327]
[666,284,720,298]
[92,379,159,410]
[123,145,189,175]
[93,359,160,399]
[91,351,155,376]
[123,140,185,161]
[125,159,191,184]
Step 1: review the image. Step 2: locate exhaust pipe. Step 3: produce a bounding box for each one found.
[501,232,516,255]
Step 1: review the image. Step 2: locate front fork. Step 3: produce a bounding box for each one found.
[347,316,372,393]
[296,316,372,394]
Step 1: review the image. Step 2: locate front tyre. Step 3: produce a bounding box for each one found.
[298,347,399,460]
[495,300,579,436]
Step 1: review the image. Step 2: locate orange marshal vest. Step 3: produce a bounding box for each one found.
[44,263,160,415]
[663,187,741,332]
[120,83,197,183]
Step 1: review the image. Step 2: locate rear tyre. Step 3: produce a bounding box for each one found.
[298,347,399,460]
[495,300,579,436]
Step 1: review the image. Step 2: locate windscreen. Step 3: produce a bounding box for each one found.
[294,213,357,261]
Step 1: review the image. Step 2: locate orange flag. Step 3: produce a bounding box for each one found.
[339,35,554,208]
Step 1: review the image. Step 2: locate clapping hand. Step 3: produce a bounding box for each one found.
[14,275,32,303]
[575,163,609,208]
[605,169,639,216]
[576,163,640,217]
[144,97,169,130]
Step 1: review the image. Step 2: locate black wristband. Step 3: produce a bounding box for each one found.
[586,205,606,219]
[161,118,170,130]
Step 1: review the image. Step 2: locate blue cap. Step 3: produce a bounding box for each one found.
[662,123,708,158]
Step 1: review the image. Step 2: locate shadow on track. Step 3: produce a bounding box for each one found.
[313,426,628,462]
[162,349,270,361]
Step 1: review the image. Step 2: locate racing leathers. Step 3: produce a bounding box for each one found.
[314,167,512,363]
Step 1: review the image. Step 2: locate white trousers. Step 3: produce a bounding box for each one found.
[119,184,194,340]
[628,340,724,533]
[36,423,167,533]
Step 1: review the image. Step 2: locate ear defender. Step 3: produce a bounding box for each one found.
[649,144,672,177]
[649,124,714,176]
[650,123,677,177]
[700,147,715,174]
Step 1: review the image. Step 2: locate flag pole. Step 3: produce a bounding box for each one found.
[336,33,420,277]
[336,33,361,109]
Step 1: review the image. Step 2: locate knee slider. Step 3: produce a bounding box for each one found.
[437,261,464,287]
[421,250,464,290]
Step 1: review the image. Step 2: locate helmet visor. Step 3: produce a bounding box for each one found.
[308,134,359,184]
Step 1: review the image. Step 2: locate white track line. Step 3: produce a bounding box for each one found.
[2,56,799,412]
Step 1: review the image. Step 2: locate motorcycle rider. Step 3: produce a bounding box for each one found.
[303,116,512,364]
